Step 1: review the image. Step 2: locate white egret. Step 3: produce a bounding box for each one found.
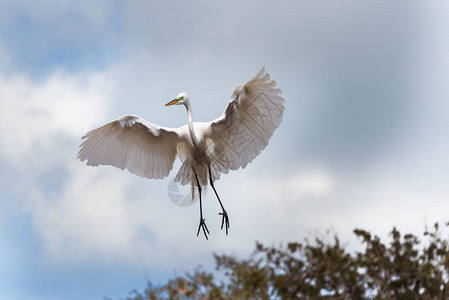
[78,67,284,239]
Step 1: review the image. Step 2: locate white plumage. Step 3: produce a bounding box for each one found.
[78,67,284,239]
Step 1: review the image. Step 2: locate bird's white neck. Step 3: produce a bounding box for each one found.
[185,102,199,148]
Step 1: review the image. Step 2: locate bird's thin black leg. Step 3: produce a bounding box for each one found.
[195,172,209,239]
[209,167,230,235]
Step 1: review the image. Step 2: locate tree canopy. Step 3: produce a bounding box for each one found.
[123,223,449,300]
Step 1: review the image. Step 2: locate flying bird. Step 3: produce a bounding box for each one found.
[78,68,285,239]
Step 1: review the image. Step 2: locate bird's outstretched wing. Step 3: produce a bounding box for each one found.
[78,115,180,179]
[206,67,285,177]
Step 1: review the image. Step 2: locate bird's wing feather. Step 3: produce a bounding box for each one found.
[78,115,181,179]
[206,67,285,176]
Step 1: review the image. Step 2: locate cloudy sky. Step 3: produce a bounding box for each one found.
[1,1,449,299]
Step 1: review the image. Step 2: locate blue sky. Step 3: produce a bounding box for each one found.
[1,1,449,299]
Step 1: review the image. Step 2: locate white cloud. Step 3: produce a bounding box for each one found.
[0,69,110,166]
[286,169,335,198]
[0,62,139,265]
[32,166,131,262]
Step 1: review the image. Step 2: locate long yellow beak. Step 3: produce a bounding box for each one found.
[165,99,179,106]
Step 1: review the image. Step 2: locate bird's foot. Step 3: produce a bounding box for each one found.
[197,218,210,240]
[219,210,230,235]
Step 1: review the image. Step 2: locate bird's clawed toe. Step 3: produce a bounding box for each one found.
[197,218,210,240]
[219,210,230,235]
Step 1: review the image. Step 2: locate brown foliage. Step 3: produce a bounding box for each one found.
[124,223,449,300]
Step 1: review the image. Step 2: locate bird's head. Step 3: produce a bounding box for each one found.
[165,92,189,107]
